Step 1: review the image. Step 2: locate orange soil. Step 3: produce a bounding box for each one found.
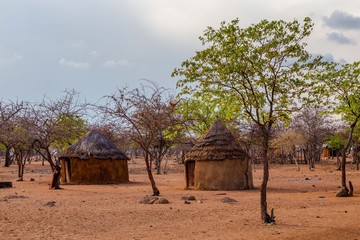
[1,158,360,240]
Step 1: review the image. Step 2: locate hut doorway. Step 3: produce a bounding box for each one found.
[186,160,195,188]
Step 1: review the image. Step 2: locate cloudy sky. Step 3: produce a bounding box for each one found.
[1,0,360,102]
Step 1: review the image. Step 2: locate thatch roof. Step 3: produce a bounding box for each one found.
[185,120,247,162]
[60,130,130,160]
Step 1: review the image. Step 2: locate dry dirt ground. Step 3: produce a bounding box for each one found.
[1,158,360,240]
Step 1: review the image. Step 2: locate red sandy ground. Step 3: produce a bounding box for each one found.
[1,158,360,240]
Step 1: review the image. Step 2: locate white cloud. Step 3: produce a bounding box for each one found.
[0,54,23,66]
[58,58,90,69]
[101,59,133,68]
[125,0,313,44]
[89,50,101,57]
[72,40,86,50]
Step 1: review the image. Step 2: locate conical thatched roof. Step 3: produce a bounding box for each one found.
[185,120,247,162]
[60,130,129,160]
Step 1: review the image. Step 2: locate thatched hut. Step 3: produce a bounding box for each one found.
[59,130,130,184]
[184,120,253,190]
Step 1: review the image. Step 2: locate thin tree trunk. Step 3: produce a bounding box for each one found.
[260,149,269,222]
[294,157,300,171]
[341,122,357,188]
[341,150,347,189]
[21,160,25,180]
[4,145,11,167]
[17,159,23,180]
[46,148,55,171]
[145,151,160,196]
[16,151,24,181]
[260,125,276,224]
[32,141,55,170]
[303,149,308,164]
[155,155,161,175]
[260,131,274,223]
[338,118,358,196]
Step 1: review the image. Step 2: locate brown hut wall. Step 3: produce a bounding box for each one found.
[194,159,253,190]
[61,160,66,183]
[66,158,129,184]
[321,148,330,158]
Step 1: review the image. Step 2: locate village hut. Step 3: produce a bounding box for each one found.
[184,120,253,190]
[59,130,130,184]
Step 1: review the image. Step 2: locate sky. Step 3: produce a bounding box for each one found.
[1,0,360,103]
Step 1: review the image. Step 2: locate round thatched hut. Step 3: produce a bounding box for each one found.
[59,130,130,184]
[184,120,253,190]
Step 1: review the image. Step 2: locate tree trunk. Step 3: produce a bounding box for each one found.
[144,151,160,196]
[260,149,269,222]
[337,118,358,197]
[336,154,341,170]
[341,150,347,190]
[155,155,161,175]
[17,161,23,181]
[303,149,308,164]
[294,157,300,171]
[32,140,55,170]
[260,131,275,224]
[154,138,166,175]
[348,181,354,196]
[16,152,24,181]
[4,145,12,167]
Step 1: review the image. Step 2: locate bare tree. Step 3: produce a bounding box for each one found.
[30,90,87,170]
[11,113,35,181]
[99,81,182,196]
[0,104,35,180]
[270,129,306,169]
[291,107,333,170]
[0,100,24,167]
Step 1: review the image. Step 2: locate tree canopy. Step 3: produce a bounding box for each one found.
[315,61,360,196]
[173,17,320,223]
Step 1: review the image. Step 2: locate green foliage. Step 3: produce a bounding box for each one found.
[176,94,241,136]
[324,132,346,151]
[0,143,5,152]
[353,124,360,142]
[52,114,87,151]
[315,61,360,189]
[317,61,360,125]
[172,18,321,221]
[173,17,319,129]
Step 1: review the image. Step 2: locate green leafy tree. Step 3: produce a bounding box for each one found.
[351,125,360,169]
[324,130,347,168]
[316,61,360,196]
[52,113,87,152]
[325,132,346,152]
[173,18,319,223]
[177,94,241,136]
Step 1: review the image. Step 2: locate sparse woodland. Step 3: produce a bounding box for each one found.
[2,18,360,226]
